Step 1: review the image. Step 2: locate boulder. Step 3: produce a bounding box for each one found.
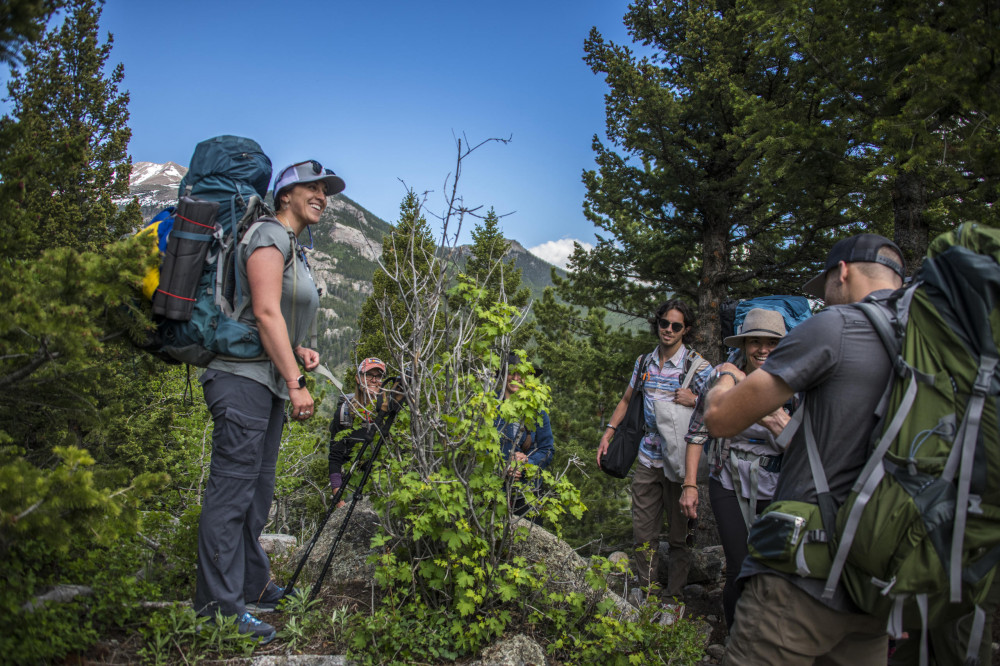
[259,533,297,556]
[252,658,347,666]
[510,519,632,616]
[471,633,547,666]
[287,496,380,591]
[655,543,724,588]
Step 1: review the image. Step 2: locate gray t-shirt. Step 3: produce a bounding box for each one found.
[207,220,320,399]
[738,289,897,611]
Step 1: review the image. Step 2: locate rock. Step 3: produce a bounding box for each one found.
[683,583,706,600]
[22,584,93,612]
[511,518,633,617]
[653,543,725,590]
[252,657,347,665]
[259,533,297,556]
[287,496,380,591]
[706,644,726,660]
[608,550,630,570]
[657,603,684,626]
[689,545,724,584]
[474,633,547,666]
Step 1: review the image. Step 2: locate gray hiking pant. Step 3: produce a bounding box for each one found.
[194,369,284,617]
[631,461,693,596]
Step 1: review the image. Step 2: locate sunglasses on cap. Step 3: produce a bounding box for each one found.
[276,160,334,183]
[657,319,686,332]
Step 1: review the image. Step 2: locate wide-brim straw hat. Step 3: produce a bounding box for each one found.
[723,308,788,348]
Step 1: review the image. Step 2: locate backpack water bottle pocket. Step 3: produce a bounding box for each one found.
[748,501,831,579]
[152,197,220,321]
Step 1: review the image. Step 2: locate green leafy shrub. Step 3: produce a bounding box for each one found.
[138,605,258,665]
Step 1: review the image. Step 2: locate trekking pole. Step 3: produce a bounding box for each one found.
[281,378,405,601]
[305,413,396,603]
[281,424,378,597]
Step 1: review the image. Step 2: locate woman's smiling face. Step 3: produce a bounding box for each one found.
[282,180,328,225]
[744,336,780,371]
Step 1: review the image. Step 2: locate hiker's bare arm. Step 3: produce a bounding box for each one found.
[704,369,793,438]
[679,443,702,519]
[596,385,634,467]
[248,246,313,419]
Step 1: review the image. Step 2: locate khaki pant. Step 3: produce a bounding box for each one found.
[631,461,692,596]
[724,574,888,665]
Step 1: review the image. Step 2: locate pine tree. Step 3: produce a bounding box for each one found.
[2,0,138,259]
[0,0,57,66]
[355,190,439,375]
[749,0,1000,271]
[566,0,865,358]
[459,207,532,348]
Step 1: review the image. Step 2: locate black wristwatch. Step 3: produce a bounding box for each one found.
[287,374,306,389]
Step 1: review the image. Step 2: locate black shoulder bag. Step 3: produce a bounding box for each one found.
[600,353,653,478]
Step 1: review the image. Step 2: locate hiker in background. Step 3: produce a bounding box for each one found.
[328,357,386,502]
[597,299,712,600]
[704,234,905,664]
[195,160,344,643]
[495,353,554,517]
[680,308,793,630]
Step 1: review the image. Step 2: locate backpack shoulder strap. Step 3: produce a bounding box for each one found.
[637,352,655,392]
[239,216,296,268]
[680,349,705,390]
[336,397,353,428]
[852,301,901,361]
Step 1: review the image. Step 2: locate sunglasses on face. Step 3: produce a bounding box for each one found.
[657,319,686,333]
[363,371,384,381]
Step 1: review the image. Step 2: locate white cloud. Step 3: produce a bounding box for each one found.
[527,238,593,270]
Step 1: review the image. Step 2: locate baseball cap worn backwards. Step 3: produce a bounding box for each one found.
[273,160,346,203]
[802,233,905,298]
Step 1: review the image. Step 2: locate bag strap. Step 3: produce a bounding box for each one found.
[679,351,702,390]
[636,352,655,393]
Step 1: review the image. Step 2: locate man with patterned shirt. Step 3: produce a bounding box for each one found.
[597,299,712,598]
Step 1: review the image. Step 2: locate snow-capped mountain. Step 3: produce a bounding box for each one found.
[128,161,187,211]
[130,161,187,189]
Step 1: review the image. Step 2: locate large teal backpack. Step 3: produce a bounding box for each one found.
[142,135,275,366]
[748,223,1000,664]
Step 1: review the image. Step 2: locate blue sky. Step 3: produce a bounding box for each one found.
[78,1,639,267]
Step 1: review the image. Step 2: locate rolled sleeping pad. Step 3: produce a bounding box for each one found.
[152,196,220,321]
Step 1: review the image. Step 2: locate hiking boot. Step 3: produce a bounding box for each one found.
[245,582,296,613]
[237,612,276,644]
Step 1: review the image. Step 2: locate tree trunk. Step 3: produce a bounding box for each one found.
[695,223,729,366]
[891,172,929,276]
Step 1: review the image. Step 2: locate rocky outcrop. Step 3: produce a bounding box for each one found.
[471,633,547,666]
[290,497,380,591]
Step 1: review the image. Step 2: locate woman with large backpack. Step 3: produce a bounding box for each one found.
[679,308,793,630]
[194,160,344,643]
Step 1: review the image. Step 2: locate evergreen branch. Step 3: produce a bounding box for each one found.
[0,336,59,387]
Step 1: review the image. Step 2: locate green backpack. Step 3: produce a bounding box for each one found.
[748,223,1000,662]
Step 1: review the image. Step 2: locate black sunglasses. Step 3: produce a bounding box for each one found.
[278,160,335,183]
[657,319,685,332]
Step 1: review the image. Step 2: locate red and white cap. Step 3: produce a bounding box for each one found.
[357,357,386,376]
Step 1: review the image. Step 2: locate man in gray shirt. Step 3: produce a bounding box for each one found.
[704,234,905,664]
